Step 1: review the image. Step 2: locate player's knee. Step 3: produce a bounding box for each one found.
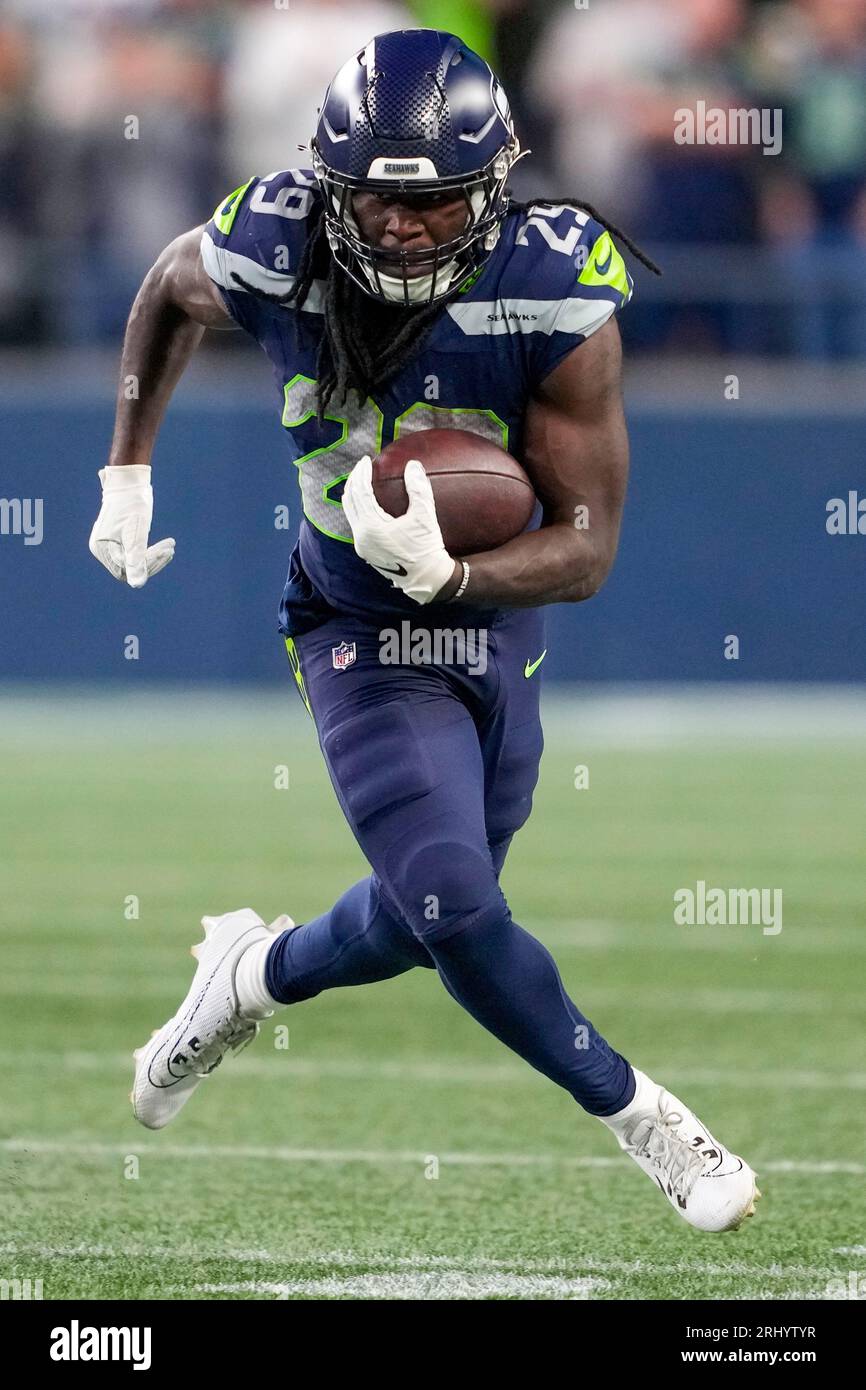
[392,839,506,944]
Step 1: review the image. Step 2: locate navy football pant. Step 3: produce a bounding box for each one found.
[267,608,634,1117]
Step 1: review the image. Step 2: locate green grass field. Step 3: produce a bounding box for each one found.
[1,689,864,1301]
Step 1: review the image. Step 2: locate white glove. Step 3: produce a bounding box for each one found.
[342,455,456,605]
[89,464,175,588]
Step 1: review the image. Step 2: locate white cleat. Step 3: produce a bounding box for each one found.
[616,1073,760,1232]
[132,908,289,1131]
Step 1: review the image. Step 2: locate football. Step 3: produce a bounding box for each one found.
[372,427,537,555]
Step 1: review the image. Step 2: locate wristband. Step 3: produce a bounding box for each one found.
[450,560,471,601]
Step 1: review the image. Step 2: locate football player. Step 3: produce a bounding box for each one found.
[93,30,758,1232]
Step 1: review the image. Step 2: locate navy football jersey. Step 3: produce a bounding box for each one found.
[202,170,633,635]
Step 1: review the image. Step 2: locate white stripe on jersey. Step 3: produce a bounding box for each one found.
[446,297,615,339]
[200,231,326,314]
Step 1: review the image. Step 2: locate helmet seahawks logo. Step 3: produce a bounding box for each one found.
[384,162,421,175]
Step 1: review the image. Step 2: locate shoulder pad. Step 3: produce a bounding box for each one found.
[202,169,323,306]
[447,203,633,382]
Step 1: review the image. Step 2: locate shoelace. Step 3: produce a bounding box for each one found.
[187,1017,258,1078]
[629,1103,707,1202]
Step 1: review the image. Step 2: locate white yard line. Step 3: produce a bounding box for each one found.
[0,974,854,1014]
[186,1273,608,1299]
[725,1287,835,1301]
[536,924,866,955]
[656,1067,866,1093]
[0,1242,856,1282]
[21,920,866,956]
[1,1136,862,1175]
[3,1049,865,1092]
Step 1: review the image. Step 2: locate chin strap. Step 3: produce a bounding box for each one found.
[373,259,463,305]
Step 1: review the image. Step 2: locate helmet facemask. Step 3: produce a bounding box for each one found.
[311,138,520,308]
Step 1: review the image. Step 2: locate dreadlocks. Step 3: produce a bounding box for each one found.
[231,193,660,420]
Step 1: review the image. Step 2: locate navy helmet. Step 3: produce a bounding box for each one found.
[311,29,521,306]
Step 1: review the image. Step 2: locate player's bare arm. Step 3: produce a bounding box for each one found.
[89,229,231,586]
[108,227,233,471]
[441,316,628,607]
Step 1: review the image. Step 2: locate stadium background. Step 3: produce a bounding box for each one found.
[1,0,864,1303]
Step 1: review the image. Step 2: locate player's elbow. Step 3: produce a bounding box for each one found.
[129,251,175,322]
[563,558,612,603]
[565,577,602,603]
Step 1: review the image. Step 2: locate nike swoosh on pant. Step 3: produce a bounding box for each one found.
[524,650,547,678]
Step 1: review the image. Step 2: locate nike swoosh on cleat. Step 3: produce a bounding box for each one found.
[524,650,547,678]
[374,562,408,577]
[706,1155,745,1178]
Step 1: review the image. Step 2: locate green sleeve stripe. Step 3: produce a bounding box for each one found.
[577,231,632,303]
[212,178,256,237]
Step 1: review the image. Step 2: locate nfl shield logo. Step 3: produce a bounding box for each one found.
[332,641,357,671]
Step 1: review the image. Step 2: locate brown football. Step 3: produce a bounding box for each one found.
[372,428,536,556]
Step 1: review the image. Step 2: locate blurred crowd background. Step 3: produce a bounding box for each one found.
[2,0,866,359]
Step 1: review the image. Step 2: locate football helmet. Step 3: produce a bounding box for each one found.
[311,29,520,306]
